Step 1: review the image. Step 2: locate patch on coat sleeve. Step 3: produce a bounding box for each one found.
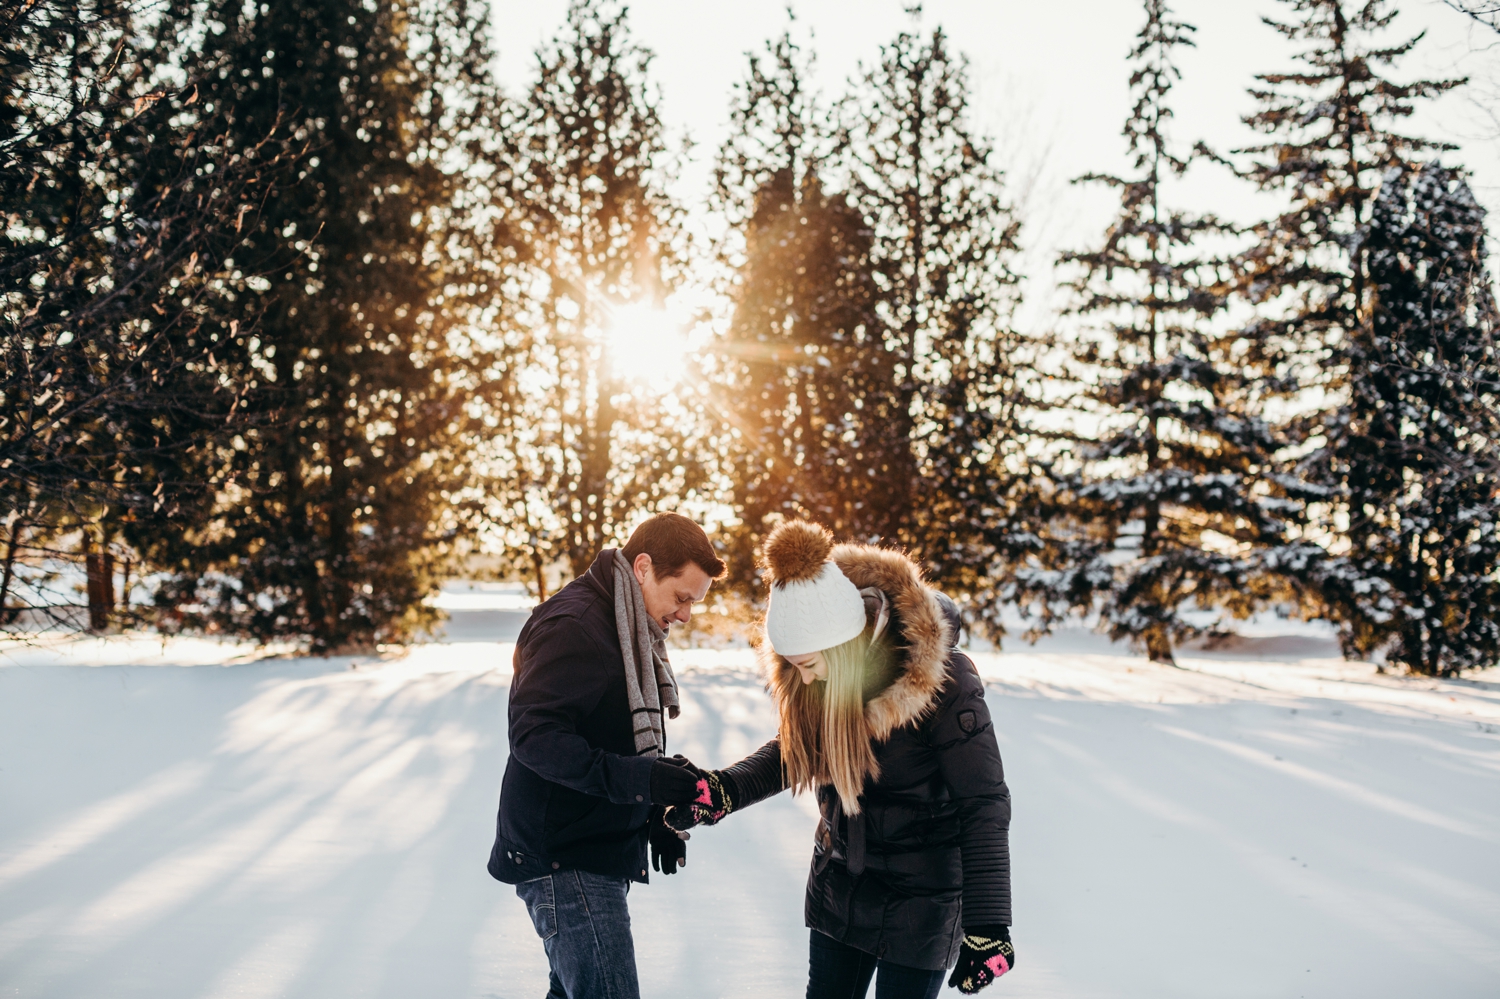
[958,709,977,734]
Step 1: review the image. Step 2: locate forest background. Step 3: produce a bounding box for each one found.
[4,0,1500,676]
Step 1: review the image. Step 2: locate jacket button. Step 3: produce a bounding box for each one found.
[635,794,643,802]
[641,869,647,877]
[514,856,522,864]
[551,862,560,870]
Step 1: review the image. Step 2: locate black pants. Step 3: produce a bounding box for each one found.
[805,930,946,999]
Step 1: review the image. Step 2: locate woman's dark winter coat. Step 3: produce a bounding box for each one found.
[487,551,657,885]
[724,544,1012,971]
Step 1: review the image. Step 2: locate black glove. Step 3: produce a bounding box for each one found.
[649,755,702,806]
[947,925,1014,994]
[663,768,735,831]
[649,806,688,874]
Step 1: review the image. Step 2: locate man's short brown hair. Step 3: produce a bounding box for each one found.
[621,513,726,580]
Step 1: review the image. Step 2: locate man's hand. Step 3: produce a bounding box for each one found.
[947,926,1014,994]
[649,754,702,806]
[649,806,688,874]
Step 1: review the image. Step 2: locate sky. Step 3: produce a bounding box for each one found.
[487,0,1500,331]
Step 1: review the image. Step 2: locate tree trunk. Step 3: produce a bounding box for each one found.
[0,519,21,625]
[532,549,549,603]
[85,537,114,632]
[1144,626,1175,666]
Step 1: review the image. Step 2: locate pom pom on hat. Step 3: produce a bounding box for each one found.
[761,519,835,584]
[762,520,867,657]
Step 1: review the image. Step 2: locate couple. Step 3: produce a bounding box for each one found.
[488,513,1014,999]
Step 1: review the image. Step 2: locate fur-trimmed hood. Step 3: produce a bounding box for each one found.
[760,542,953,742]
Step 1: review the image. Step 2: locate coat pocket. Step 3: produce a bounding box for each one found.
[515,874,557,942]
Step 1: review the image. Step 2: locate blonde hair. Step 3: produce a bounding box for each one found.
[778,631,879,814]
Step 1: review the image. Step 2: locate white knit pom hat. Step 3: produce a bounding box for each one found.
[761,521,867,657]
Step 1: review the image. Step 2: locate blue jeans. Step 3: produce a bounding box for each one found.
[515,870,639,999]
[806,930,946,999]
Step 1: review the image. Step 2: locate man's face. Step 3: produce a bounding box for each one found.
[632,553,713,629]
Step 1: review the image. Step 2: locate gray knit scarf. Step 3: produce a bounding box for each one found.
[612,549,679,758]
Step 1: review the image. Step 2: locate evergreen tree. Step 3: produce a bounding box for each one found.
[0,1,303,630]
[708,30,890,588]
[142,0,514,649]
[1006,0,1277,663]
[499,0,694,580]
[1231,0,1465,668]
[710,18,1024,603]
[1311,162,1500,674]
[837,18,1025,593]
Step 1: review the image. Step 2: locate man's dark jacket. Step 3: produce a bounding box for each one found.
[488,550,658,885]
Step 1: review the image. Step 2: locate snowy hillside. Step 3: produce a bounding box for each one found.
[2,630,1497,998]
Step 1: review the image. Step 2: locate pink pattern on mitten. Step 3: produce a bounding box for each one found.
[984,952,1010,978]
[695,779,713,805]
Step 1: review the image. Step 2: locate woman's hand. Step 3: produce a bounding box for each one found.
[663,769,735,830]
[947,925,1014,994]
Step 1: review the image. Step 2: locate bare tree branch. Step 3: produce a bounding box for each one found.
[1445,1,1500,33]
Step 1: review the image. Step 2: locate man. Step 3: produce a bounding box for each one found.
[488,512,725,999]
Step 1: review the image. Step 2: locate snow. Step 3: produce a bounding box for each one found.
[2,628,1498,998]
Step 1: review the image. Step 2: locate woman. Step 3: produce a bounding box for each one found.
[667,520,1014,998]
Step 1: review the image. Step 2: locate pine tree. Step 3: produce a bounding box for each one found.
[837,17,1024,593]
[140,0,513,649]
[0,1,303,630]
[499,0,693,580]
[1006,0,1281,663]
[708,30,891,588]
[1310,162,1500,674]
[1231,0,1466,667]
[710,18,1024,602]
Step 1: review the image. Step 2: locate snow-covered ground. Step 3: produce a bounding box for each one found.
[2,626,1498,998]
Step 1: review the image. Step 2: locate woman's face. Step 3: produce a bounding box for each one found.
[785,650,828,685]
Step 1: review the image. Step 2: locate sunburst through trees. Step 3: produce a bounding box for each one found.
[3,0,1496,674]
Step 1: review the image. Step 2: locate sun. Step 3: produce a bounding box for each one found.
[603,302,689,386]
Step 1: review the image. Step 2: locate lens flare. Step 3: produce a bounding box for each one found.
[604,302,688,386]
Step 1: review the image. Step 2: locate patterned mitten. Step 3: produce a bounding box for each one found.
[947,925,1015,994]
[664,769,735,830]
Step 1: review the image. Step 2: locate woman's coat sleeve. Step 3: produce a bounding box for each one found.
[931,654,1012,927]
[719,737,787,810]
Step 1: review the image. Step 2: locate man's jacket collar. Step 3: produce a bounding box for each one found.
[581,548,618,605]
